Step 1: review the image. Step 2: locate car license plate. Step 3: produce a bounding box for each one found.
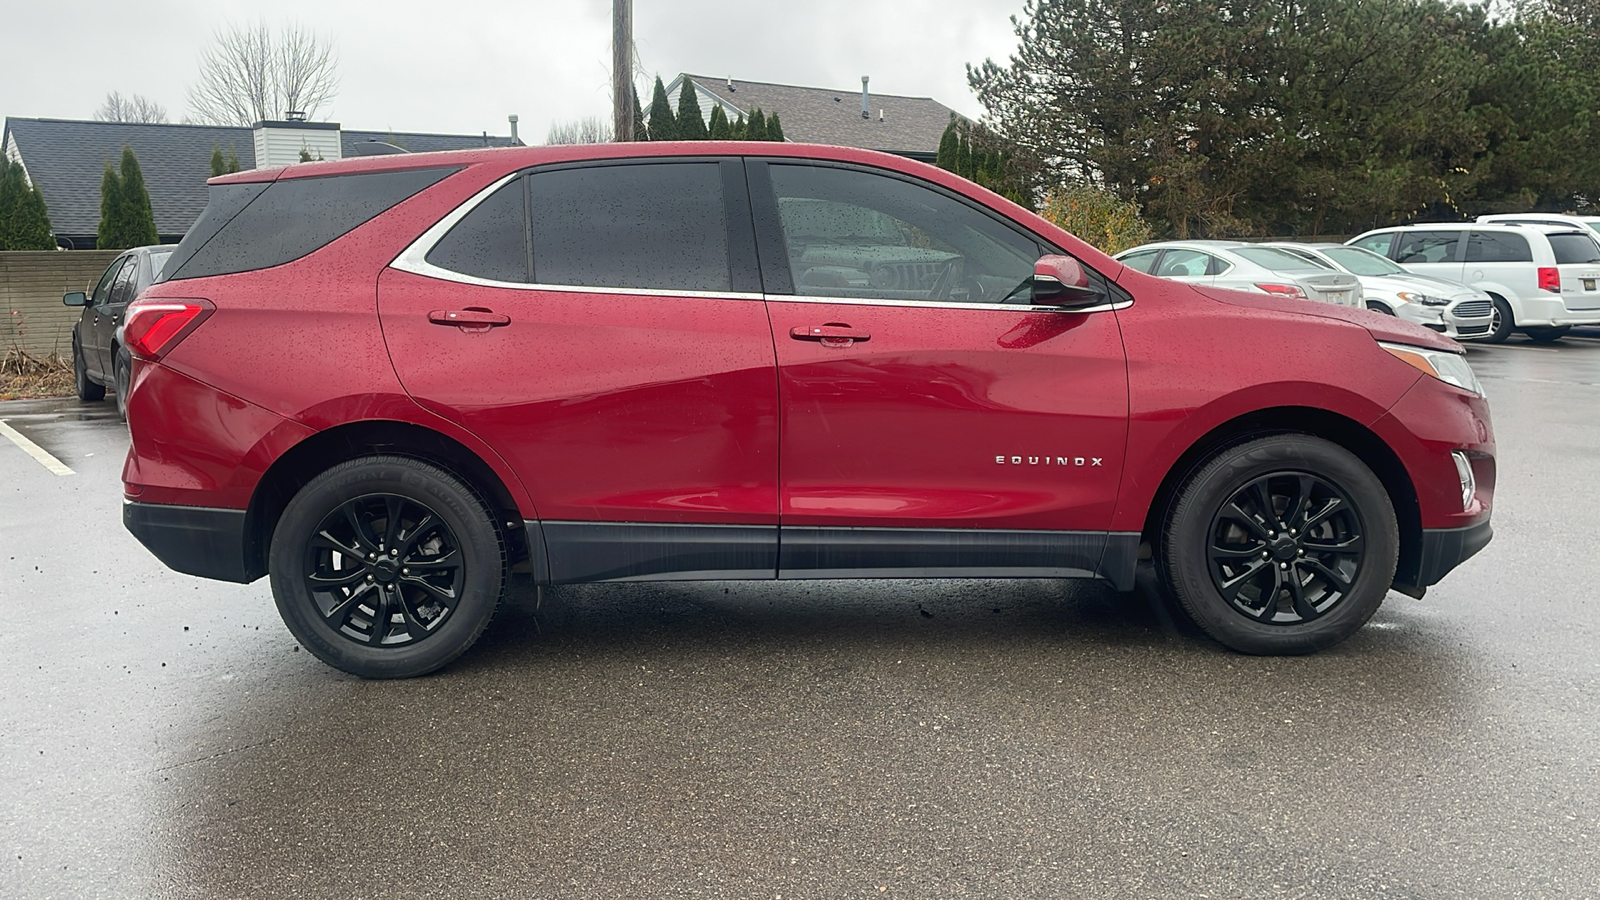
[1585,278,1596,291]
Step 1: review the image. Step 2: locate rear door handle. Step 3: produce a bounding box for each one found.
[790,324,870,343]
[429,308,511,330]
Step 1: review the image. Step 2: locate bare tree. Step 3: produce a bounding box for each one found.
[186,20,338,126]
[94,92,168,123]
[546,117,614,145]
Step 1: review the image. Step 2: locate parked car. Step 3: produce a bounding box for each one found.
[1477,212,1600,238]
[1347,223,1600,343]
[120,143,1493,677]
[1261,242,1494,340]
[1115,241,1363,307]
[62,245,174,419]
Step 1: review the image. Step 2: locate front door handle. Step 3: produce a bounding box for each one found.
[429,308,511,331]
[790,324,870,343]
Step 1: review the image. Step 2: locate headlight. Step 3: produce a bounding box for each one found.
[1380,342,1485,396]
[1396,291,1451,307]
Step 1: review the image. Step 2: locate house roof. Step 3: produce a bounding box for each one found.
[1,117,520,246]
[668,74,961,159]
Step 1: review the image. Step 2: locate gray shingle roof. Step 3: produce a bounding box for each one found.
[673,74,963,158]
[2,118,519,246]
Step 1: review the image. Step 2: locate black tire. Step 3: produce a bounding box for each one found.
[1365,301,1394,315]
[1485,296,1515,344]
[1159,435,1398,655]
[73,339,105,402]
[113,351,130,421]
[1523,325,1570,344]
[269,456,506,678]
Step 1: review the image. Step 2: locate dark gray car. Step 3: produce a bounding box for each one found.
[63,245,173,417]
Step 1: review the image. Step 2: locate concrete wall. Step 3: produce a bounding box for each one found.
[1,251,121,360]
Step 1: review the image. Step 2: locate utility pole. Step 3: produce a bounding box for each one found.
[613,0,633,142]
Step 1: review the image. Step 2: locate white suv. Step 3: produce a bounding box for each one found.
[1348,223,1600,343]
[1477,212,1600,239]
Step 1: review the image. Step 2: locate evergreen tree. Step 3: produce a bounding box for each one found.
[0,159,20,249]
[117,146,158,247]
[11,174,55,249]
[708,105,731,140]
[647,76,678,141]
[746,108,768,142]
[731,114,747,140]
[766,113,785,142]
[210,147,227,178]
[936,120,961,171]
[225,147,241,173]
[676,79,709,140]
[632,87,648,142]
[299,147,313,163]
[97,164,125,250]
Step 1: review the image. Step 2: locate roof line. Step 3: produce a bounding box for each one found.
[678,74,936,102]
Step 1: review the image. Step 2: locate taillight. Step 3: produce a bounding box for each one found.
[1538,267,1560,293]
[1255,283,1307,298]
[123,298,214,361]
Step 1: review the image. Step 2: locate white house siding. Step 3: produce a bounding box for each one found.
[252,125,343,169]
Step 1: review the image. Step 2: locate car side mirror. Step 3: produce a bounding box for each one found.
[1032,255,1103,308]
[63,291,88,307]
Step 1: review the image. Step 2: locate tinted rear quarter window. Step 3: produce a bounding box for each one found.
[165,167,458,281]
[426,176,530,283]
[1394,231,1462,264]
[527,162,731,292]
[1548,233,1600,264]
[1465,231,1533,263]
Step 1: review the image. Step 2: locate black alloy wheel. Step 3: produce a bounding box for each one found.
[1160,435,1398,655]
[301,492,467,647]
[269,456,505,678]
[1206,472,1364,625]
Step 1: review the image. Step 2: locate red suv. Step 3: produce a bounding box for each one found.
[120,143,1495,677]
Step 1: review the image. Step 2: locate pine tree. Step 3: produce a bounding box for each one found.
[632,87,648,142]
[936,121,961,171]
[0,159,19,249]
[97,164,125,250]
[708,105,731,140]
[731,114,747,140]
[676,79,708,140]
[117,146,159,247]
[12,176,55,249]
[766,113,785,142]
[647,77,678,141]
[210,147,227,178]
[746,109,768,142]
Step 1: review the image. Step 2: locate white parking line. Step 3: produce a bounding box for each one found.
[0,420,75,476]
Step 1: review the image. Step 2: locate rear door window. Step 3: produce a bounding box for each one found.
[526,162,734,292]
[1119,250,1158,273]
[1465,231,1533,263]
[426,176,530,283]
[1393,231,1463,264]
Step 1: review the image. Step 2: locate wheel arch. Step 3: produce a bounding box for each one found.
[243,419,531,580]
[1140,406,1422,592]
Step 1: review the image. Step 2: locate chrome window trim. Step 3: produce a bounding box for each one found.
[389,169,762,301]
[763,293,1132,314]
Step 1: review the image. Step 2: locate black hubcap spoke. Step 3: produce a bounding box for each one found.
[302,492,466,648]
[1207,470,1365,625]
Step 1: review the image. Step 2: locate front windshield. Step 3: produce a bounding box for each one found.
[1321,246,1406,276]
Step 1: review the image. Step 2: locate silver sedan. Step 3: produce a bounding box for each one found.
[1115,241,1363,307]
[1264,243,1494,341]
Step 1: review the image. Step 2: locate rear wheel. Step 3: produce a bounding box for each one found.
[1485,296,1516,344]
[1523,325,1570,344]
[113,351,130,420]
[269,456,506,678]
[73,339,105,402]
[1365,301,1394,315]
[1159,435,1398,655]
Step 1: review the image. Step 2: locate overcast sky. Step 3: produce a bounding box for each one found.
[3,0,1027,142]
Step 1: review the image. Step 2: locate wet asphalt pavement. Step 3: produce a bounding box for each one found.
[3,335,1599,899]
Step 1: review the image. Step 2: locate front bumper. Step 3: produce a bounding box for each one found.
[1394,519,1493,596]
[124,501,261,583]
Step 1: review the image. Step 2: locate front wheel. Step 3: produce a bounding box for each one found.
[269,456,506,678]
[73,340,105,402]
[1159,435,1399,655]
[1485,297,1515,344]
[1365,301,1394,315]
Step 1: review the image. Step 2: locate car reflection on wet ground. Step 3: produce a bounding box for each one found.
[3,333,1598,898]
